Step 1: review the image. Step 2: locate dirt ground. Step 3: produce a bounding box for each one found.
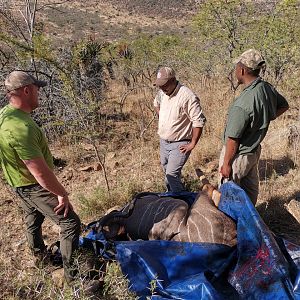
[0,111,299,299]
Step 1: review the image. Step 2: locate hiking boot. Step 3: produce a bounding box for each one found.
[51,268,80,289]
[33,247,63,268]
[47,241,63,267]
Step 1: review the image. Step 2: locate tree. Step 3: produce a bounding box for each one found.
[255,0,300,84]
[191,0,300,87]
[192,0,254,75]
[0,1,112,193]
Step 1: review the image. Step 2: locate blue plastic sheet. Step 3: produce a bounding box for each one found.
[114,182,300,299]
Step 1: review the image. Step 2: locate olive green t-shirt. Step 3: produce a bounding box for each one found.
[223,78,289,155]
[0,105,54,187]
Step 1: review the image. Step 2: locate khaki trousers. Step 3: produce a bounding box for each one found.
[15,184,81,282]
[219,145,261,205]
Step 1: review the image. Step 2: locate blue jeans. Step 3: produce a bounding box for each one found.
[160,139,191,192]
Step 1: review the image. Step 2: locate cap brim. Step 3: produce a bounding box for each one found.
[35,80,47,88]
[154,78,171,87]
[256,60,266,69]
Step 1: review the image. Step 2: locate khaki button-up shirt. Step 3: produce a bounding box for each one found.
[154,83,206,141]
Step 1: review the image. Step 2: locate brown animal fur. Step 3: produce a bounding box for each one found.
[103,176,236,247]
[149,190,236,247]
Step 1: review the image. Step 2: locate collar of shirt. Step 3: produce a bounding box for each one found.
[169,82,181,98]
[242,77,261,92]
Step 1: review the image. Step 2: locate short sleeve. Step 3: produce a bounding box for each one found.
[185,95,206,127]
[154,90,163,107]
[276,92,289,109]
[5,124,44,160]
[225,106,249,138]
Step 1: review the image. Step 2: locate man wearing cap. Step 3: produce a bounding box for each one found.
[154,66,206,192]
[219,49,289,204]
[0,71,81,283]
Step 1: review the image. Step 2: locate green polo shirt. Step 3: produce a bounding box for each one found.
[0,105,54,187]
[223,78,289,155]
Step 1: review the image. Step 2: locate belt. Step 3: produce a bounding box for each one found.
[165,139,191,144]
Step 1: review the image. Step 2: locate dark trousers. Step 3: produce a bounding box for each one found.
[15,184,81,282]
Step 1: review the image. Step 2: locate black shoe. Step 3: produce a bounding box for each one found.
[47,241,63,267]
[33,243,63,268]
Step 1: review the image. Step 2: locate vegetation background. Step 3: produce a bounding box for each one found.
[0,0,299,299]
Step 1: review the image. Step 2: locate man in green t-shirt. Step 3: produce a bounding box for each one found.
[219,49,289,204]
[0,71,81,283]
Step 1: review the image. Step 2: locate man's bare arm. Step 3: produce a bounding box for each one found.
[220,137,240,179]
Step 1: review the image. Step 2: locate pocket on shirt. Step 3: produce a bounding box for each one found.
[171,106,184,121]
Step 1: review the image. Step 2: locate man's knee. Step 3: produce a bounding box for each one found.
[240,168,259,205]
[70,213,81,233]
[166,169,180,178]
[25,213,45,231]
[60,212,81,235]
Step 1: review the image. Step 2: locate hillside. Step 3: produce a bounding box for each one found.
[38,0,198,42]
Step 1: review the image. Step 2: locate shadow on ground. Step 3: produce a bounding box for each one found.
[259,157,295,179]
[256,196,300,245]
[99,112,129,122]
[53,157,67,169]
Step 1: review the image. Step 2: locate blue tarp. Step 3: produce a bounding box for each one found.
[113,182,300,299]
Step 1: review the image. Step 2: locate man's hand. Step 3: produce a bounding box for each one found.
[220,163,232,179]
[54,195,73,217]
[23,157,74,216]
[179,142,195,154]
[179,128,202,154]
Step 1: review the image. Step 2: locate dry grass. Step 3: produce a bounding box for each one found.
[0,74,299,299]
[103,262,138,300]
[1,0,299,298]
[0,21,300,299]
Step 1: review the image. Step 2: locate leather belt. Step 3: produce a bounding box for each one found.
[165,139,191,144]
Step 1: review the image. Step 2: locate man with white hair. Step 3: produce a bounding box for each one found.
[219,49,289,204]
[154,66,206,192]
[0,71,81,283]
